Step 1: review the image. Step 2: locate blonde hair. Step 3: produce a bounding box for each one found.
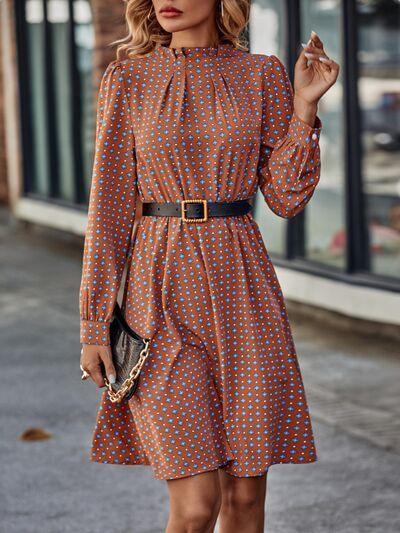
[112,0,251,59]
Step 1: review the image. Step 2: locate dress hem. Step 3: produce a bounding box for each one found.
[89,454,318,481]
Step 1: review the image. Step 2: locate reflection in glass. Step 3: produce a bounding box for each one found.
[22,0,94,205]
[250,0,288,255]
[25,0,50,196]
[357,0,400,278]
[48,0,75,202]
[301,0,346,268]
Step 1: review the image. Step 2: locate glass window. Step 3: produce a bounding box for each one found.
[250,0,288,255]
[48,0,75,202]
[300,0,346,269]
[19,0,95,205]
[25,0,51,197]
[357,0,400,279]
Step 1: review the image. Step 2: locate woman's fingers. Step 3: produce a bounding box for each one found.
[302,44,328,60]
[87,361,105,387]
[324,59,340,83]
[298,46,311,70]
[301,32,334,73]
[302,30,328,55]
[296,30,339,97]
[80,343,107,388]
[310,30,324,49]
[100,346,117,384]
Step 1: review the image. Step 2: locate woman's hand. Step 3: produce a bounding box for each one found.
[292,30,339,127]
[295,30,340,106]
[80,344,116,388]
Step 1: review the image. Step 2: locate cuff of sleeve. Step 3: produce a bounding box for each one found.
[287,112,323,145]
[80,319,111,345]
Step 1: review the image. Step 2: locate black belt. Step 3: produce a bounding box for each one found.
[142,198,254,223]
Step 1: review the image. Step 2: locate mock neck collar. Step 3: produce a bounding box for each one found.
[154,42,236,60]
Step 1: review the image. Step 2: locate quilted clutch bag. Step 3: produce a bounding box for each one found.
[103,302,151,403]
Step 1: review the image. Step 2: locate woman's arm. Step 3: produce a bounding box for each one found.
[79,60,138,346]
[257,54,322,219]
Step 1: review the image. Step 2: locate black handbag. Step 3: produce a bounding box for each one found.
[103,301,151,403]
[102,210,151,403]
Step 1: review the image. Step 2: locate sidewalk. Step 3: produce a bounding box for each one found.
[0,207,399,533]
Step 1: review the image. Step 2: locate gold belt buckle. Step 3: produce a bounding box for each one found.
[181,199,208,223]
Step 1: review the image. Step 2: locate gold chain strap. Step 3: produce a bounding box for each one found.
[104,339,150,403]
[105,202,146,403]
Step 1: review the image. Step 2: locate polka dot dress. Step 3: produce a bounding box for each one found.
[79,42,322,480]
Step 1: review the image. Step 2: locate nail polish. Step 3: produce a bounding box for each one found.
[108,374,116,384]
[319,56,331,63]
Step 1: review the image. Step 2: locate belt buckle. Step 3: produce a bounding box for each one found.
[181,199,208,223]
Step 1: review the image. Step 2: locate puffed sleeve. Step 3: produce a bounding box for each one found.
[257,54,322,219]
[79,60,138,345]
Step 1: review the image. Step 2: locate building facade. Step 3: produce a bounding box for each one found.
[1,0,399,326]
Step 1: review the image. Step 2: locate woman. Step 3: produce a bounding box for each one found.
[79,0,339,531]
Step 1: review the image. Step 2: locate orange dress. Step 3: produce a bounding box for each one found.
[79,42,322,480]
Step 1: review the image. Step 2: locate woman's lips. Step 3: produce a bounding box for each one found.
[160,8,183,18]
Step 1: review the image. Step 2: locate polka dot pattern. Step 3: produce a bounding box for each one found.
[80,43,321,480]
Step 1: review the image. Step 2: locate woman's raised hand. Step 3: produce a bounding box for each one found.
[80,344,116,388]
[295,30,340,105]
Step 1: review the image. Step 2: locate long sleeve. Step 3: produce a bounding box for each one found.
[79,60,138,345]
[257,54,322,219]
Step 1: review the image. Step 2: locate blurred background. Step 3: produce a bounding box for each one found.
[0,1,399,532]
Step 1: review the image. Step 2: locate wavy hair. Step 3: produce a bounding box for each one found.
[111,0,251,59]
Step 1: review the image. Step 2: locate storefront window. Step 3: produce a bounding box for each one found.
[19,0,94,205]
[300,0,346,269]
[357,0,400,279]
[25,0,50,197]
[250,0,288,256]
[48,0,75,202]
